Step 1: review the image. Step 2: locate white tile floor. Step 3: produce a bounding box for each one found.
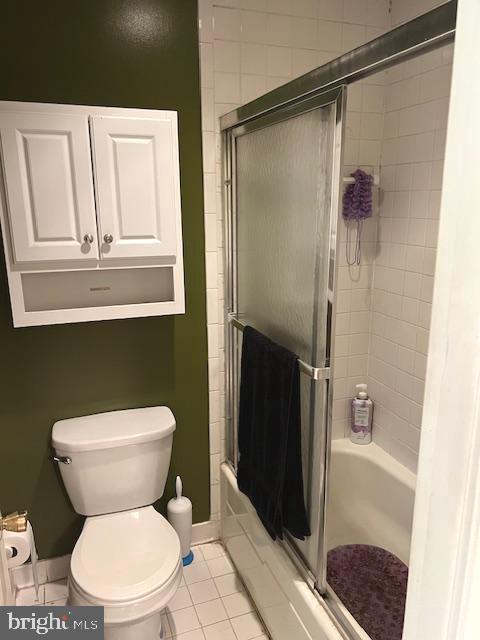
[15,542,269,640]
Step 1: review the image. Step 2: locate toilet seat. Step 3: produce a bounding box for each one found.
[69,506,182,625]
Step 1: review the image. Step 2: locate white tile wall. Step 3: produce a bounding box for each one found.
[200,0,452,511]
[390,0,445,28]
[322,3,454,474]
[365,43,452,472]
[332,67,386,441]
[199,0,390,520]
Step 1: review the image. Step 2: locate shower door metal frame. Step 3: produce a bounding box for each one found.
[220,1,456,132]
[223,85,346,593]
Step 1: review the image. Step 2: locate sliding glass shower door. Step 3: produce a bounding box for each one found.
[225,87,345,589]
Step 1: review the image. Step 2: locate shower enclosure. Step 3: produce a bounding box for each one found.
[225,86,344,591]
[221,3,456,639]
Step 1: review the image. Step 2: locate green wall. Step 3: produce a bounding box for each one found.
[0,0,209,558]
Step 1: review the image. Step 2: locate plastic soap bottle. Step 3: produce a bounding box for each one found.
[350,383,373,445]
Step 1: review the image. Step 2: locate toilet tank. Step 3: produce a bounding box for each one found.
[52,407,176,516]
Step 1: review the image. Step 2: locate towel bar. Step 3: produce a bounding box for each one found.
[227,314,330,382]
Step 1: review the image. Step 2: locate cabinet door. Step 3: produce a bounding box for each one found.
[90,114,180,260]
[0,112,99,262]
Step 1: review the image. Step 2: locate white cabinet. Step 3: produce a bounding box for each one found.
[90,115,179,260]
[0,112,98,262]
[0,102,185,327]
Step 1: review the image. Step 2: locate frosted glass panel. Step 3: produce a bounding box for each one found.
[236,107,334,362]
[235,104,336,573]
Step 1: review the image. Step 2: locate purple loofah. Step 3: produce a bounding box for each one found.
[343,169,374,221]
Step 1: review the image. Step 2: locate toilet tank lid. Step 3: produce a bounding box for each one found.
[52,407,176,453]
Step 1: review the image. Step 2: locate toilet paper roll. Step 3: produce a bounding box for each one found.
[4,525,32,568]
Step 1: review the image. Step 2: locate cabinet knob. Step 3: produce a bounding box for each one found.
[83,233,94,244]
[103,234,114,244]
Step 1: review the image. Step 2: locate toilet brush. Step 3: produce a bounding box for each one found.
[167,476,194,566]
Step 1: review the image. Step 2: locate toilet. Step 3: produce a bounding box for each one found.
[52,406,182,640]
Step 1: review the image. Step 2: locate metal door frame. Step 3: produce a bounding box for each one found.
[224,85,346,592]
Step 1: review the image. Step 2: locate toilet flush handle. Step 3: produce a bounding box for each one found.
[53,456,72,465]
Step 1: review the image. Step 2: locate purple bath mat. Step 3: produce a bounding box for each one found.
[327,544,408,640]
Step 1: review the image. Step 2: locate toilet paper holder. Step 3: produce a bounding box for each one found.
[1,510,28,533]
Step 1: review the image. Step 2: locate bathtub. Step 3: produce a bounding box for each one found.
[221,438,416,640]
[326,438,416,565]
[325,439,416,639]
[221,464,343,640]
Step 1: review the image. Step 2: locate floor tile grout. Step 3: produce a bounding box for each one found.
[15,542,269,640]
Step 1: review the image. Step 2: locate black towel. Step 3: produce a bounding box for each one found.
[237,326,311,541]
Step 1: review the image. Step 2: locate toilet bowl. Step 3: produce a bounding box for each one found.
[69,507,181,639]
[52,406,182,640]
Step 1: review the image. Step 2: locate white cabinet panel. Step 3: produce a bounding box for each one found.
[90,115,180,259]
[0,112,98,262]
[0,101,185,326]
